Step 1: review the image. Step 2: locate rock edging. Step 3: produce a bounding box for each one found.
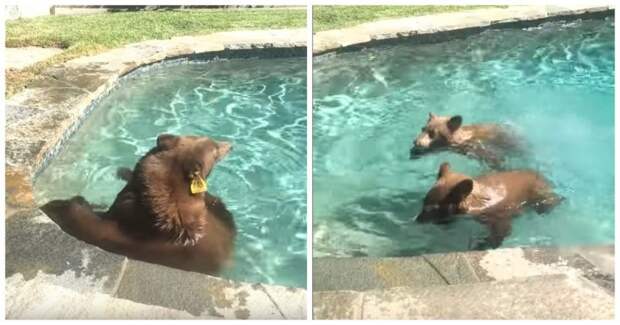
[313,5,614,55]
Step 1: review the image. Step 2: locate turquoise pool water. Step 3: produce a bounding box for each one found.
[313,17,614,257]
[35,55,307,288]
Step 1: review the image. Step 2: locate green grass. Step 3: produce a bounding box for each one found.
[313,5,506,31]
[5,8,306,96]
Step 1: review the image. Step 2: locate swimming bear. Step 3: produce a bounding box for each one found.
[415,162,562,248]
[107,134,234,246]
[41,194,235,275]
[410,113,521,168]
[40,134,236,275]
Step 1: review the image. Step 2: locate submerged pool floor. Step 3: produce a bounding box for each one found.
[313,17,614,257]
[35,56,307,287]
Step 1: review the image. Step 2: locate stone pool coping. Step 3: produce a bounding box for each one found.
[5,28,307,319]
[313,4,614,55]
[5,28,306,210]
[6,208,306,319]
[313,245,614,319]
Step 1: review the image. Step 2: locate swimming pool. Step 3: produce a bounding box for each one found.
[35,54,307,288]
[313,17,614,257]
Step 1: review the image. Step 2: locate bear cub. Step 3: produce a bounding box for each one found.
[40,134,236,275]
[108,134,234,246]
[411,113,521,168]
[416,162,562,248]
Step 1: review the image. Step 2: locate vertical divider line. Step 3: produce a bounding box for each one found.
[306,1,313,320]
[614,1,620,304]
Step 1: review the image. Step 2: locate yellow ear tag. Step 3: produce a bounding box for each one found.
[190,177,208,194]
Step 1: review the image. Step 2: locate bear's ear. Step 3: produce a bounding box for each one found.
[156,134,179,150]
[447,115,462,132]
[446,178,473,203]
[428,112,436,120]
[437,162,450,179]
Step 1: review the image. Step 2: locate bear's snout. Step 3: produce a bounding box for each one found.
[415,211,432,223]
[414,133,432,148]
[217,141,232,158]
[410,146,428,159]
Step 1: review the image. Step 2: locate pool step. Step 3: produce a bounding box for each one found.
[313,273,614,319]
[313,246,614,293]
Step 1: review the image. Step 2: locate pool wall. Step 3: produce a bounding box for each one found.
[5,28,306,319]
[5,28,306,210]
[313,4,614,55]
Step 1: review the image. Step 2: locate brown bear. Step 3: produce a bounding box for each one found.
[40,134,236,275]
[107,134,233,246]
[415,162,562,248]
[41,195,234,275]
[410,113,521,168]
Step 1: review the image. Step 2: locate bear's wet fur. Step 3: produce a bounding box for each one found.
[411,112,522,168]
[108,134,234,246]
[416,162,562,248]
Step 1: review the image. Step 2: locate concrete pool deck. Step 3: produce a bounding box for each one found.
[313,4,614,55]
[5,28,306,319]
[313,245,614,319]
[5,47,64,70]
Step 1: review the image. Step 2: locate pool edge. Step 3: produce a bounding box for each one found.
[313,5,614,55]
[312,244,614,319]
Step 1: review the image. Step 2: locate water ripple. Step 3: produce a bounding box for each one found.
[313,17,614,258]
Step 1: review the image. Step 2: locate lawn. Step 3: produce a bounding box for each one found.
[313,5,506,32]
[5,8,306,97]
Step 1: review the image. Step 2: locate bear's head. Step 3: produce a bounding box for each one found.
[415,162,473,224]
[410,113,463,158]
[153,134,232,188]
[135,134,233,245]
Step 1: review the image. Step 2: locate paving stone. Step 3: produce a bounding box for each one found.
[5,47,63,70]
[313,290,364,320]
[521,246,614,295]
[259,284,307,319]
[5,166,36,209]
[114,259,284,319]
[569,245,614,275]
[465,247,536,281]
[463,246,614,294]
[205,29,306,49]
[422,252,480,285]
[5,208,126,293]
[313,256,446,292]
[546,4,611,17]
[360,274,613,320]
[6,272,198,319]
